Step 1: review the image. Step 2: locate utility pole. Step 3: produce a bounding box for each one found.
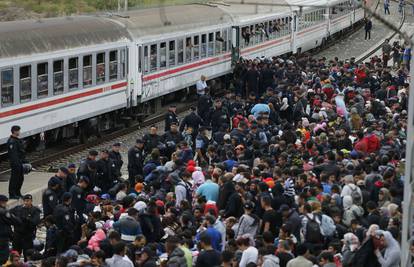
[118,0,121,12]
[124,0,128,11]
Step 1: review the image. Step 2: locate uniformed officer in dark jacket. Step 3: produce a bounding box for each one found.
[0,195,21,264]
[10,194,41,259]
[164,105,179,132]
[54,192,76,253]
[42,177,62,217]
[197,89,213,123]
[7,125,26,199]
[69,176,89,217]
[77,150,98,189]
[179,106,204,138]
[143,126,162,154]
[96,150,116,193]
[47,167,70,201]
[109,143,123,179]
[163,122,183,158]
[67,163,78,187]
[209,98,230,133]
[128,139,145,187]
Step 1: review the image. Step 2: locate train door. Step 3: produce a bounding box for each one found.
[291,13,298,54]
[231,26,240,66]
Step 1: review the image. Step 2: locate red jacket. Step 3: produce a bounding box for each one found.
[354,139,368,154]
[363,134,380,153]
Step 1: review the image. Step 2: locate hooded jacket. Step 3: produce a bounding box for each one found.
[375,231,400,267]
[262,254,280,267]
[342,195,364,227]
[167,247,187,267]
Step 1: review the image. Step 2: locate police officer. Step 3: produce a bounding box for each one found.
[0,195,21,264]
[67,163,78,187]
[209,98,230,133]
[69,176,89,217]
[42,177,62,217]
[143,126,162,154]
[197,88,213,123]
[7,125,26,199]
[109,143,123,179]
[54,192,76,253]
[96,150,115,193]
[128,139,145,187]
[10,194,41,259]
[179,106,204,138]
[49,167,70,200]
[163,122,183,158]
[164,105,179,132]
[77,150,98,188]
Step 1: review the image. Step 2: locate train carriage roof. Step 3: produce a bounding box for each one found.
[113,4,233,40]
[0,0,346,59]
[0,16,130,59]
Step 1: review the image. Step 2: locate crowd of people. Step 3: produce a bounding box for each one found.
[1,51,413,267]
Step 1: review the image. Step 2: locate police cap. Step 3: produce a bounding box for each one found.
[23,194,33,200]
[0,194,8,202]
[62,192,73,202]
[59,167,70,175]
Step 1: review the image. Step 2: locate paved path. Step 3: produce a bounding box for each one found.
[318,4,403,60]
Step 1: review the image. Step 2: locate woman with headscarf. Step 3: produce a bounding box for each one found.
[378,188,392,208]
[374,230,401,267]
[341,233,360,267]
[352,224,381,267]
[342,195,364,227]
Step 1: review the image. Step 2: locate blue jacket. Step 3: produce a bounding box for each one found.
[196,226,222,251]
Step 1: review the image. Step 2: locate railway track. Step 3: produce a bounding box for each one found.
[1,0,402,175]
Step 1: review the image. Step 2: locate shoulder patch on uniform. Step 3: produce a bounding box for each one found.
[6,212,11,218]
[49,195,54,201]
[65,215,70,221]
[9,144,13,149]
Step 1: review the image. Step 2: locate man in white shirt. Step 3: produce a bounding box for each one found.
[105,242,134,267]
[196,75,207,96]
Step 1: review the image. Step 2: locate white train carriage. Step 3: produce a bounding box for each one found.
[0,17,130,145]
[0,0,365,149]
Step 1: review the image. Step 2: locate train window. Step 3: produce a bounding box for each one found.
[169,41,176,67]
[109,51,118,81]
[150,44,157,71]
[215,32,222,54]
[37,62,48,98]
[20,65,31,102]
[193,36,199,60]
[177,39,184,65]
[69,58,78,90]
[53,60,64,95]
[185,37,192,63]
[222,29,228,52]
[120,49,126,79]
[83,55,92,87]
[1,69,13,106]
[96,52,105,84]
[208,32,214,56]
[201,34,207,58]
[160,42,167,69]
[144,46,149,73]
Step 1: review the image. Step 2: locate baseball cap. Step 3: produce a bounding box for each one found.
[48,176,63,187]
[136,138,144,144]
[68,163,76,169]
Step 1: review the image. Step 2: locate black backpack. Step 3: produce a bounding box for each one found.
[305,214,322,243]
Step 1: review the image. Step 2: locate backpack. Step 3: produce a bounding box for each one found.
[305,214,322,243]
[350,185,362,206]
[177,181,193,204]
[320,214,336,237]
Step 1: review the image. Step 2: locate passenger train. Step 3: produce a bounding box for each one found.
[0,0,364,150]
